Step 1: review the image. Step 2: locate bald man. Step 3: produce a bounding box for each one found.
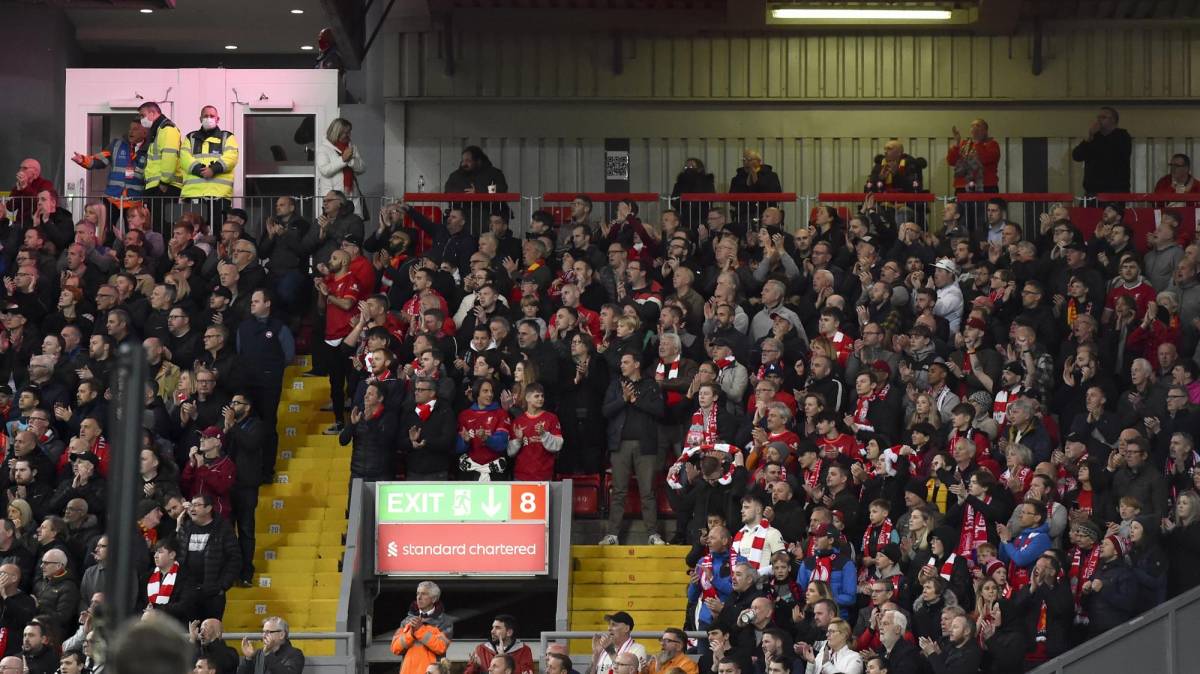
[190,617,240,674]
[0,655,23,674]
[0,564,33,656]
[34,548,79,637]
[3,157,54,222]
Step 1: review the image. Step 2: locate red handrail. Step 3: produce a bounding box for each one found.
[542,192,660,203]
[817,192,936,203]
[1095,193,1200,203]
[401,192,521,202]
[954,192,1074,203]
[678,192,797,202]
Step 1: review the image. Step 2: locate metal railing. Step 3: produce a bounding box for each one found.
[538,631,707,658]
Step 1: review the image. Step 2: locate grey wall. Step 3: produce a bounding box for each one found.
[0,4,81,192]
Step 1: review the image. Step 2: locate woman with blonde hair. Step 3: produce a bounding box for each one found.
[317,117,367,199]
[907,392,943,431]
[1165,490,1200,596]
[798,617,861,674]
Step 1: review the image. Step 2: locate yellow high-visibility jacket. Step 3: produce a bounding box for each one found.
[144,119,183,190]
[180,127,239,198]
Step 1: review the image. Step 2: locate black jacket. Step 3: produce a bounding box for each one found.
[258,214,315,275]
[198,638,242,674]
[1166,520,1200,597]
[178,515,241,595]
[1071,128,1132,194]
[236,639,305,674]
[341,406,398,481]
[1012,580,1073,659]
[671,169,717,227]
[929,640,982,674]
[878,637,927,674]
[397,401,456,476]
[226,415,267,489]
[1083,558,1138,637]
[602,376,664,454]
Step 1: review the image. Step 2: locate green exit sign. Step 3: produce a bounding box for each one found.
[376,482,549,523]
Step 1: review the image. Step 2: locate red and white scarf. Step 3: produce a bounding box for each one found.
[810,552,835,585]
[803,458,824,491]
[666,443,737,490]
[415,399,436,422]
[657,356,683,406]
[716,355,737,371]
[1001,466,1032,496]
[697,552,719,599]
[924,553,959,581]
[1069,544,1101,609]
[992,385,1023,425]
[958,495,992,557]
[147,562,178,606]
[862,519,894,557]
[853,384,889,432]
[656,356,681,380]
[732,518,772,570]
[685,403,720,447]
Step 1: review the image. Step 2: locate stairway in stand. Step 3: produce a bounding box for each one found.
[224,355,350,656]
[569,545,690,654]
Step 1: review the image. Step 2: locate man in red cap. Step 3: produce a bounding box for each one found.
[181,425,236,519]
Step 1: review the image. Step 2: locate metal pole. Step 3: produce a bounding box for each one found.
[104,342,147,623]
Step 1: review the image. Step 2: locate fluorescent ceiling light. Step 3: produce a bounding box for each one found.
[140,8,153,13]
[772,8,953,20]
[300,45,314,51]
[224,45,239,50]
[291,9,305,14]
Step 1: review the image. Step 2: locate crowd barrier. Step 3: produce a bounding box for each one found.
[9,190,1200,258]
[677,192,800,230]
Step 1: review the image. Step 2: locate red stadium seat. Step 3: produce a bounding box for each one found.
[563,474,602,517]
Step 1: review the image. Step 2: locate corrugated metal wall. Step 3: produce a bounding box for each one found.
[400,105,1200,196]
[381,24,1200,198]
[386,26,1200,101]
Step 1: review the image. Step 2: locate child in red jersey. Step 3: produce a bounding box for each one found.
[508,384,563,481]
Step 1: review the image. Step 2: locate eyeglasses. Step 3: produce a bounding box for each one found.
[197,378,216,384]
[415,387,435,392]
[203,334,220,340]
[263,629,284,635]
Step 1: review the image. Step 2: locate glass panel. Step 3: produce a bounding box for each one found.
[85,113,142,199]
[242,114,316,181]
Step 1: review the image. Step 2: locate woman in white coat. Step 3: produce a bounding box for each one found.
[316,117,366,200]
[798,618,863,674]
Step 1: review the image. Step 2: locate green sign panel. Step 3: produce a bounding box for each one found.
[377,483,513,522]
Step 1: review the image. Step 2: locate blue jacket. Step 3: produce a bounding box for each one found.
[999,521,1051,571]
[687,549,736,627]
[796,551,857,618]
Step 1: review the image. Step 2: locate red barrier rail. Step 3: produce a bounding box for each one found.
[678,192,798,202]
[1095,193,1200,203]
[399,192,524,248]
[542,192,660,203]
[817,192,935,203]
[954,192,1074,203]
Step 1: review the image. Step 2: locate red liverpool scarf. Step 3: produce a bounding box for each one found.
[147,561,179,606]
[732,518,771,570]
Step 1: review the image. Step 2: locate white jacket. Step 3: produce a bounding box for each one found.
[315,138,366,197]
[806,643,862,674]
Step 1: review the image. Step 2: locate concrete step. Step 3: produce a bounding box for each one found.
[571,596,688,611]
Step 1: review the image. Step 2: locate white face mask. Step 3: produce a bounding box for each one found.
[201,117,218,130]
[140,116,153,129]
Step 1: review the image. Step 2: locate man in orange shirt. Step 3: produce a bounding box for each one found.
[646,628,697,674]
[391,581,452,674]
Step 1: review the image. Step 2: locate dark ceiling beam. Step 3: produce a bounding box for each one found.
[975,0,1021,34]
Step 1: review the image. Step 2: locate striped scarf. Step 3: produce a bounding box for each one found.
[992,386,1023,425]
[147,562,178,606]
[732,518,772,570]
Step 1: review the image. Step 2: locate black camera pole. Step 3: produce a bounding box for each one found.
[104,342,147,624]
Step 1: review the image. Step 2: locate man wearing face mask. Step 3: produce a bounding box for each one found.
[180,106,240,215]
[137,102,183,200]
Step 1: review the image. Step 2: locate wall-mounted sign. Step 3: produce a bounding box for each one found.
[374,482,550,576]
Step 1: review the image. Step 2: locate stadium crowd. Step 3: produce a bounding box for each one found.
[0,102,1198,674]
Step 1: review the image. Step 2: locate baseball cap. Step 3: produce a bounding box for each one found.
[200,425,225,441]
[811,524,835,539]
[341,233,364,248]
[604,611,634,628]
[136,499,161,520]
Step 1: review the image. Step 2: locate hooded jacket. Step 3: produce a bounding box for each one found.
[1082,554,1138,637]
[1128,515,1168,613]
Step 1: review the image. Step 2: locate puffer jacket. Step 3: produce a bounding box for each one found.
[340,405,398,481]
[1128,515,1168,614]
[33,571,80,636]
[1083,557,1138,637]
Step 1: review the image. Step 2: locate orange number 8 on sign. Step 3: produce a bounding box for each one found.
[509,484,546,520]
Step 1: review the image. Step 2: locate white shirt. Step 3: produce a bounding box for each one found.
[595,638,648,674]
[806,644,862,674]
